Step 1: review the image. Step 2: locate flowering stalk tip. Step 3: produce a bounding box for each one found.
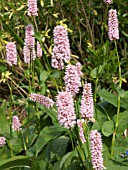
[80,83,94,120]
[108,9,119,41]
[56,91,76,128]
[29,93,54,108]
[6,42,17,66]
[90,130,106,170]
[52,25,71,70]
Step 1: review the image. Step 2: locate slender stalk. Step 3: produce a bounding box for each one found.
[21,130,27,152]
[69,128,75,150]
[111,41,122,158]
[114,41,122,88]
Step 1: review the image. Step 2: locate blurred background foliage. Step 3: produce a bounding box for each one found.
[0,0,128,102]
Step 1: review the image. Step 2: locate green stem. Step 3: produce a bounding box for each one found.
[21,130,27,152]
[69,128,75,150]
[114,41,122,88]
[111,95,120,158]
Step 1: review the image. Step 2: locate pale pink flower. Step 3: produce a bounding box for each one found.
[90,130,106,170]
[12,116,22,131]
[27,0,38,16]
[52,25,71,70]
[24,24,35,49]
[23,24,36,63]
[80,83,94,120]
[64,63,83,96]
[37,41,42,57]
[108,9,119,41]
[6,42,17,66]
[104,0,112,5]
[77,119,86,143]
[56,91,76,128]
[0,137,6,147]
[29,93,54,108]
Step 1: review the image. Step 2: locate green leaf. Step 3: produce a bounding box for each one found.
[0,108,10,134]
[35,125,67,157]
[90,65,104,78]
[1,19,24,47]
[31,159,48,170]
[39,136,70,163]
[53,152,74,170]
[0,156,31,170]
[40,70,50,83]
[102,120,114,137]
[98,89,118,107]
[116,111,128,135]
[50,136,70,158]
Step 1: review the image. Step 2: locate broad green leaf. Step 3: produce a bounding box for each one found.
[0,108,10,134]
[51,136,70,158]
[102,120,114,137]
[116,111,128,135]
[38,136,70,163]
[0,156,31,170]
[31,159,48,170]
[98,89,118,107]
[53,152,73,170]
[1,20,24,47]
[90,65,104,78]
[40,70,50,83]
[98,89,128,109]
[35,125,67,157]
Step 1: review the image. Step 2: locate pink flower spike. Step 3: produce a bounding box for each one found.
[37,41,42,57]
[80,83,94,120]
[0,137,6,147]
[104,0,112,5]
[90,130,106,170]
[77,119,86,143]
[6,42,17,66]
[27,0,38,16]
[64,63,83,96]
[29,93,54,108]
[56,91,76,128]
[23,24,36,63]
[108,9,119,41]
[52,25,71,70]
[12,116,22,131]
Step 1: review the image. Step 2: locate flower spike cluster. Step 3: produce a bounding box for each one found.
[108,9,119,41]
[0,137,6,147]
[80,83,94,120]
[23,24,36,63]
[12,116,22,131]
[77,119,86,143]
[64,62,83,96]
[27,0,38,16]
[56,91,76,128]
[52,25,71,70]
[37,41,42,57]
[6,42,17,66]
[29,93,54,108]
[90,130,106,170]
[104,0,112,5]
